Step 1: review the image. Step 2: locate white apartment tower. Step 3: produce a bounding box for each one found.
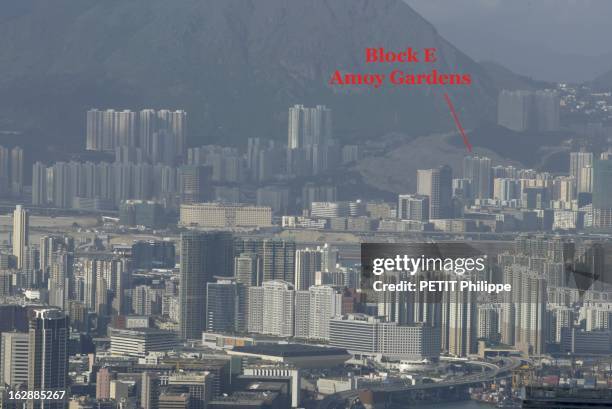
[12,205,29,269]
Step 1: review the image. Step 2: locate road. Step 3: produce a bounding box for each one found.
[316,357,523,409]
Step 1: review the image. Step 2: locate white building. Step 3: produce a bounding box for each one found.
[260,281,295,338]
[12,205,28,269]
[1,332,29,387]
[110,328,177,358]
[329,314,440,360]
[308,286,341,341]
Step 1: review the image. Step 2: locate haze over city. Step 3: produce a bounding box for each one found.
[0,2,612,409]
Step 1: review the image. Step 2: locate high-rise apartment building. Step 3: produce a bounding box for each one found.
[234,238,296,283]
[156,109,187,162]
[446,282,477,357]
[307,285,341,341]
[247,286,264,334]
[87,109,186,162]
[10,147,24,197]
[86,109,136,152]
[234,252,261,287]
[497,90,532,132]
[503,265,547,355]
[96,367,113,400]
[294,248,323,291]
[463,155,492,200]
[179,231,234,339]
[0,146,9,197]
[35,161,181,209]
[397,194,429,221]
[570,151,593,191]
[498,90,560,132]
[32,162,47,206]
[416,165,452,219]
[287,105,333,175]
[261,280,295,338]
[493,178,519,202]
[12,205,29,269]
[180,165,212,204]
[592,157,612,229]
[287,105,332,149]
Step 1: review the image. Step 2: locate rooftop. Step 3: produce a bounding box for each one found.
[232,344,349,358]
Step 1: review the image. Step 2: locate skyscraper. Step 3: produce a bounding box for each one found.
[157,109,187,162]
[570,151,593,190]
[32,162,47,206]
[179,231,234,339]
[96,367,113,400]
[446,281,477,357]
[533,90,560,132]
[206,279,238,333]
[247,286,264,334]
[48,252,73,310]
[463,155,492,200]
[139,109,158,159]
[497,90,532,132]
[287,105,332,149]
[86,109,104,151]
[498,90,559,132]
[262,280,295,338]
[493,178,519,202]
[578,165,593,194]
[416,165,452,219]
[0,146,10,197]
[308,285,341,341]
[294,248,323,291]
[86,109,136,152]
[397,194,429,221]
[592,157,612,229]
[234,238,296,283]
[503,265,547,355]
[12,205,29,269]
[28,309,69,409]
[87,108,185,158]
[180,165,212,204]
[10,147,24,197]
[234,252,261,287]
[83,259,98,311]
[141,372,160,409]
[287,105,333,175]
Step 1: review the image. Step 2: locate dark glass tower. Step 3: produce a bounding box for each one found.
[179,231,234,339]
[28,308,69,409]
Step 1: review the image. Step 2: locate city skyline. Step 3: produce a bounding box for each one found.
[1,2,612,409]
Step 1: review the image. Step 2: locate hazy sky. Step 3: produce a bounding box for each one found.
[405,0,612,82]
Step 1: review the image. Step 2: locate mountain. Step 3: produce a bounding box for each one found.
[0,0,535,153]
[479,61,551,92]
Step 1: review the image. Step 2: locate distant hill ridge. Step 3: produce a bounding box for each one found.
[0,0,539,150]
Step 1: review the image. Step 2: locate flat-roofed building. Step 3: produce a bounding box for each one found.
[329,314,440,360]
[180,203,272,228]
[110,327,178,358]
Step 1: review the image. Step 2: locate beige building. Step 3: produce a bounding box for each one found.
[180,203,272,228]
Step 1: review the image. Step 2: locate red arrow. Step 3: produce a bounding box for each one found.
[443,92,473,153]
